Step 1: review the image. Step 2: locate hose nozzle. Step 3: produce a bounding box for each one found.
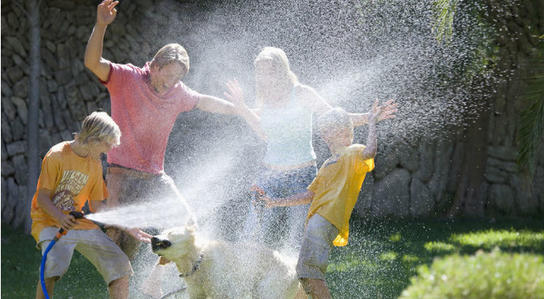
[56,211,86,238]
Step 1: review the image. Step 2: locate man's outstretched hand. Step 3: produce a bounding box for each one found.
[224,79,246,108]
[125,227,153,243]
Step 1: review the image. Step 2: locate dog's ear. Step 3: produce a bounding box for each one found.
[185,216,199,228]
[184,216,199,233]
[185,224,197,235]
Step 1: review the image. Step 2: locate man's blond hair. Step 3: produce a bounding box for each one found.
[254,47,299,107]
[317,107,353,136]
[150,43,190,75]
[76,111,121,146]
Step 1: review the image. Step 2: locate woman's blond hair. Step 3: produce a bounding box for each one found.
[254,47,298,107]
[150,43,190,75]
[76,111,121,146]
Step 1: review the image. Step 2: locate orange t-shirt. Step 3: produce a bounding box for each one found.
[30,141,106,242]
[307,144,374,247]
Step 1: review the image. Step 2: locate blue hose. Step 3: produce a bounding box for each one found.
[40,238,58,299]
[39,212,84,298]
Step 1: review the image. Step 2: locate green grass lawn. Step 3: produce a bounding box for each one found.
[326,217,544,298]
[2,217,543,299]
[1,223,109,298]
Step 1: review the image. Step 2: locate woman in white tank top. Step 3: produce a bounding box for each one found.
[226,47,397,253]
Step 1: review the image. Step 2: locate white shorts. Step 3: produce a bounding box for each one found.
[38,227,133,284]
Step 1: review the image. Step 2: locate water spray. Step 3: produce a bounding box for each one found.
[39,211,85,299]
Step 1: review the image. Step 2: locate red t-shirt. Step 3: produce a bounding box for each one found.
[102,62,202,174]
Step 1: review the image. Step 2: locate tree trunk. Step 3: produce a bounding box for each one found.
[448,0,543,217]
[25,0,41,233]
[448,101,490,217]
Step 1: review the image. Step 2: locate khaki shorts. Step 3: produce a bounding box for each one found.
[38,227,133,284]
[296,214,338,280]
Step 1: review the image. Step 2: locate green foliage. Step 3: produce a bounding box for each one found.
[461,24,499,84]
[432,0,459,43]
[433,0,500,85]
[399,248,544,299]
[517,34,544,175]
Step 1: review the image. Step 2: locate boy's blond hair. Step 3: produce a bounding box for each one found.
[254,47,299,107]
[317,107,353,136]
[76,111,121,146]
[150,43,190,75]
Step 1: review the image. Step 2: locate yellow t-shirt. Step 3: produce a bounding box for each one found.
[307,144,374,247]
[30,141,107,242]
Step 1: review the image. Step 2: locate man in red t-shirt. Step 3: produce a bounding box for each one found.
[84,1,258,297]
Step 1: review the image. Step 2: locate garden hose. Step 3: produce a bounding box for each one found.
[40,211,84,299]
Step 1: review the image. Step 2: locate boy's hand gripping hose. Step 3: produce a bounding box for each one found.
[40,211,84,299]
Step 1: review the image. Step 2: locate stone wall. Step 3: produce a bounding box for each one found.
[1,0,256,229]
[1,0,542,229]
[1,0,165,227]
[356,136,544,219]
[2,0,107,227]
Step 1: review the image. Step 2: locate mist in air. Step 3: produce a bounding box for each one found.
[89,1,498,296]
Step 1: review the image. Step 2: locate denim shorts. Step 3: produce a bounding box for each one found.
[248,164,317,250]
[296,214,338,280]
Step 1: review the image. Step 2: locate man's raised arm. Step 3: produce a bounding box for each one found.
[84,0,118,81]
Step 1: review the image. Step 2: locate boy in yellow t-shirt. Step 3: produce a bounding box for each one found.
[31,111,151,299]
[261,102,385,299]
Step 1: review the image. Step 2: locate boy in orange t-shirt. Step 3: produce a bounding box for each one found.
[31,111,150,299]
[261,102,387,299]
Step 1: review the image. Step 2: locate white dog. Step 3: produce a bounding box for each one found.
[151,226,306,299]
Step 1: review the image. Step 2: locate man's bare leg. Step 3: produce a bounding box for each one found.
[109,275,129,299]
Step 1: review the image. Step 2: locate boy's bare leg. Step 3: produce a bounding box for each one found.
[300,278,332,299]
[109,275,129,299]
[36,277,56,299]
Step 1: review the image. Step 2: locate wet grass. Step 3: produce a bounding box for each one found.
[1,223,108,299]
[327,216,544,298]
[2,217,543,298]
